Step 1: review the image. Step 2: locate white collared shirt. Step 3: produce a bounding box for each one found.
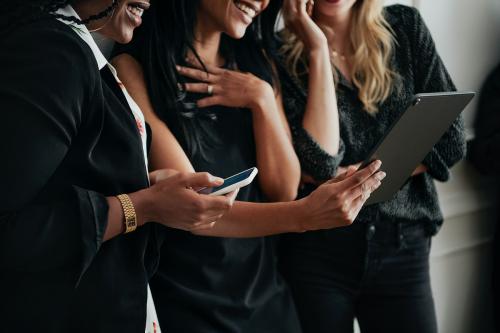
[55,5,149,175]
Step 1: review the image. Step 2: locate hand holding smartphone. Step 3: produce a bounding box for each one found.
[197,167,258,196]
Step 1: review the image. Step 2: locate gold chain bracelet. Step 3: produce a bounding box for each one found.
[116,194,137,234]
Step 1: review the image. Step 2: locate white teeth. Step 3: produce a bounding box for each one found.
[234,1,256,18]
[128,5,144,17]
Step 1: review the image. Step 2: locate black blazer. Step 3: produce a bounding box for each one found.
[0,18,158,332]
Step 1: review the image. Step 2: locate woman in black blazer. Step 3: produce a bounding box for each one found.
[0,1,235,332]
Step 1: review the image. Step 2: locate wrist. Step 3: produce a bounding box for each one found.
[308,38,329,54]
[128,189,153,226]
[308,45,330,61]
[289,199,309,233]
[251,81,275,111]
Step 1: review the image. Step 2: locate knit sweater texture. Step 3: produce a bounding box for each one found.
[275,4,467,233]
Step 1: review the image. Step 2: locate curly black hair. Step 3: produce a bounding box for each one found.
[0,0,118,34]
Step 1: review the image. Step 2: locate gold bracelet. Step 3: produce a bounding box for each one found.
[116,194,137,234]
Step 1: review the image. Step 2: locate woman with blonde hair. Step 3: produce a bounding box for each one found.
[262,0,466,332]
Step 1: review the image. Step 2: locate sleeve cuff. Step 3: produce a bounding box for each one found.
[74,186,109,285]
[422,147,451,182]
[292,126,346,181]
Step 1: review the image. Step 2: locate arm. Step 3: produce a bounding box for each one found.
[0,31,132,278]
[114,56,385,237]
[277,0,344,182]
[0,32,233,281]
[112,54,195,173]
[194,161,385,238]
[251,88,301,201]
[411,7,467,181]
[302,46,340,155]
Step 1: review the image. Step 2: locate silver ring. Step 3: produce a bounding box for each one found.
[207,85,214,96]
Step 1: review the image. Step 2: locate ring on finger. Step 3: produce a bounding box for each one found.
[207,84,214,96]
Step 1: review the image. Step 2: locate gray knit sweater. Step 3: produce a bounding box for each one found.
[276,5,466,234]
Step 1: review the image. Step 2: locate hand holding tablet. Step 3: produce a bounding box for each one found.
[361,91,475,205]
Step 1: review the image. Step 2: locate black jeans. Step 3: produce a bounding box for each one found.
[280,220,437,333]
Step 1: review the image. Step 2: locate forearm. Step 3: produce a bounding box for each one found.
[103,190,151,241]
[252,101,301,201]
[302,47,340,155]
[192,200,304,238]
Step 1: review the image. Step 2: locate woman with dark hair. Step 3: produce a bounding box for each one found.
[113,0,385,332]
[260,0,467,332]
[0,1,237,332]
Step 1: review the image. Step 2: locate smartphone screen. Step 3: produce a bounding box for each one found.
[198,168,256,195]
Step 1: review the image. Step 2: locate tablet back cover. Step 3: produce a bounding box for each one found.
[365,91,474,205]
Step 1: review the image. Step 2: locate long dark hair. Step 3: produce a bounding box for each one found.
[259,0,283,59]
[119,0,275,160]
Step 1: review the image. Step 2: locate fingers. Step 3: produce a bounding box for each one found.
[335,160,382,191]
[183,172,224,189]
[306,0,314,16]
[149,168,180,185]
[343,171,385,203]
[225,189,239,205]
[184,82,220,95]
[177,65,215,82]
[197,96,224,108]
[327,164,359,184]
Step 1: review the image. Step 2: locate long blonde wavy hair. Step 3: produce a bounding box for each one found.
[281,0,397,114]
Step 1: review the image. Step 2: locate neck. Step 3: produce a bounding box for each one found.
[192,10,224,67]
[314,8,353,54]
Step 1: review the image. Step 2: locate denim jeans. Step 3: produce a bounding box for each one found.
[280,220,437,333]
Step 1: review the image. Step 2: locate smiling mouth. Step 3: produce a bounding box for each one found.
[127,1,150,19]
[233,0,258,19]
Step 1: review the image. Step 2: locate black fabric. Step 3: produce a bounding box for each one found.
[0,19,157,332]
[468,62,500,333]
[275,5,464,333]
[280,221,437,333]
[469,62,500,175]
[124,43,301,333]
[276,4,466,233]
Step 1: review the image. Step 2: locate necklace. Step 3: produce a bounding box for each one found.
[88,7,116,33]
[330,48,347,62]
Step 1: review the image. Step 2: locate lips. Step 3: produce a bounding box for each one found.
[232,0,259,21]
[126,1,150,26]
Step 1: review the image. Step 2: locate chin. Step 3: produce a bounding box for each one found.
[114,30,135,44]
[226,24,250,39]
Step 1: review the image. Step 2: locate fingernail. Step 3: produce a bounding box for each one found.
[176,65,182,71]
[213,177,224,185]
[374,160,382,168]
[379,172,387,180]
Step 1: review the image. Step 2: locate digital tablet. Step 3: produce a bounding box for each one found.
[197,167,258,196]
[362,91,475,205]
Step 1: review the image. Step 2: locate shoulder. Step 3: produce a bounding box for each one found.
[1,18,98,79]
[384,4,421,27]
[0,18,100,121]
[384,4,429,43]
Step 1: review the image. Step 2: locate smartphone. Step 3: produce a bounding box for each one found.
[197,167,258,196]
